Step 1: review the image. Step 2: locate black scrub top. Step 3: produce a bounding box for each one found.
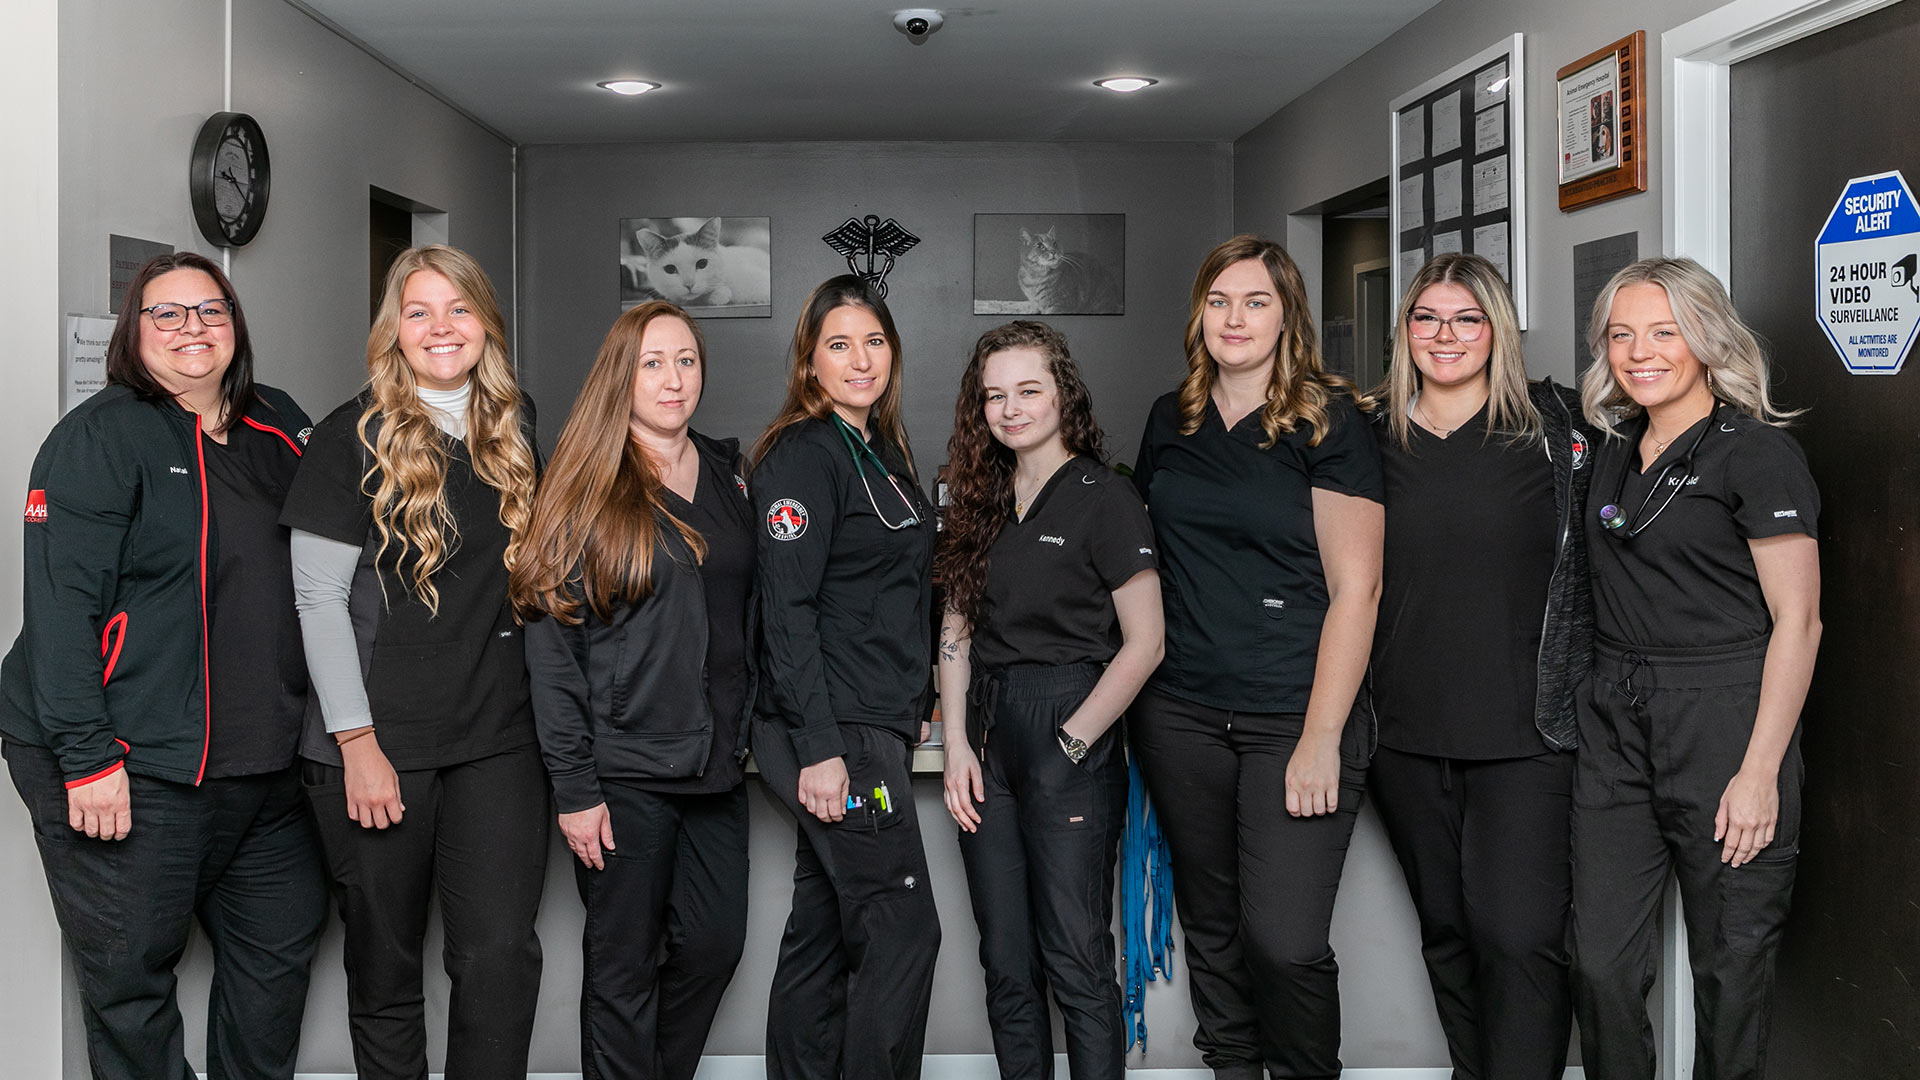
[1371,407,1558,759]
[969,456,1158,672]
[1133,390,1383,713]
[1586,407,1819,649]
[753,416,934,767]
[203,420,308,778]
[280,396,537,770]
[656,450,755,794]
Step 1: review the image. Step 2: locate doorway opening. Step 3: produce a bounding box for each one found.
[369,186,448,322]
[1304,178,1392,390]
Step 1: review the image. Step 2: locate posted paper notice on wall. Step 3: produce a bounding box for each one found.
[65,314,115,414]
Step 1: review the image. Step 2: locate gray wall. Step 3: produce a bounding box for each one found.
[1233,0,1734,383]
[9,0,515,1073]
[518,141,1233,474]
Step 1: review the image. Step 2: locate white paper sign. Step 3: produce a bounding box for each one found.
[1399,175,1425,231]
[64,314,115,414]
[1432,231,1464,255]
[1475,105,1506,154]
[1474,62,1509,110]
[1433,161,1464,224]
[1473,156,1510,214]
[1474,222,1512,282]
[1431,92,1463,156]
[1398,106,1426,165]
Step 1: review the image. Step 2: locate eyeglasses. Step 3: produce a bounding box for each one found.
[1406,312,1488,342]
[140,300,232,332]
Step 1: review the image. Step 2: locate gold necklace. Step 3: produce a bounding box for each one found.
[1416,399,1461,438]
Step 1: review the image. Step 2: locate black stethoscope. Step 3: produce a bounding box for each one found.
[1598,403,1720,540]
[831,413,922,530]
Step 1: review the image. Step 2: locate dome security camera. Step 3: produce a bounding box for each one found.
[893,9,944,44]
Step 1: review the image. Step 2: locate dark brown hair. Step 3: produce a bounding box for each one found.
[751,275,913,474]
[105,252,257,430]
[510,301,709,625]
[937,320,1105,627]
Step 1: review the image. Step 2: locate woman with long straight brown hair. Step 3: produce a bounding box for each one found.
[513,301,756,1080]
[281,244,547,1080]
[936,320,1162,1080]
[749,274,940,1080]
[1130,234,1384,1079]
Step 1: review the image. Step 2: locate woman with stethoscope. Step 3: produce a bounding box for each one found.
[1570,257,1821,1080]
[749,274,940,1080]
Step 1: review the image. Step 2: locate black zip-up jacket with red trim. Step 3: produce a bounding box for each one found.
[524,431,758,813]
[0,384,311,788]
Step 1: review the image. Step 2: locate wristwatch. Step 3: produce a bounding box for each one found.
[1057,728,1090,765]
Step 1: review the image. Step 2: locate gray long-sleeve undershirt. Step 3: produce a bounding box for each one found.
[290,384,471,734]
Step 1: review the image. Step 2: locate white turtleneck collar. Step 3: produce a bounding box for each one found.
[418,380,471,439]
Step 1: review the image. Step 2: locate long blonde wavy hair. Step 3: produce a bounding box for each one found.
[1380,253,1540,449]
[359,245,538,614]
[1178,234,1361,448]
[1578,256,1801,437]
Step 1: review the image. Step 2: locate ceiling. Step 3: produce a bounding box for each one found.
[295,0,1444,145]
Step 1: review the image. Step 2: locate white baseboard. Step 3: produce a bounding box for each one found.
[276,1062,1587,1079]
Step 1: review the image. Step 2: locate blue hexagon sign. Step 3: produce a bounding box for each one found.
[1815,171,1920,375]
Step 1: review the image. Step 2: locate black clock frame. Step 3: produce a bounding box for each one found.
[189,111,271,248]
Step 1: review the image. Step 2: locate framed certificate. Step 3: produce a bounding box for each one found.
[1556,31,1647,211]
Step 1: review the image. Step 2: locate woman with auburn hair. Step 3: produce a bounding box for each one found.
[1367,252,1592,1079]
[749,274,940,1080]
[281,244,547,1080]
[1,252,324,1079]
[1571,257,1820,1080]
[1130,234,1383,1079]
[513,301,755,1080]
[937,320,1162,1080]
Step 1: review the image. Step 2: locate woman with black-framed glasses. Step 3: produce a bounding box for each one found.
[748,274,940,1080]
[1365,253,1592,1080]
[2,252,324,1079]
[1572,257,1821,1080]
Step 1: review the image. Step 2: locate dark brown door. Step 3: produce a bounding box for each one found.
[1729,4,1920,1075]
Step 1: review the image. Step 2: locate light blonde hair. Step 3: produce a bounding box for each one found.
[1177,235,1363,449]
[1380,253,1540,449]
[1578,256,1800,437]
[359,245,538,614]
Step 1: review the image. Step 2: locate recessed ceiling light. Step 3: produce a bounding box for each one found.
[598,79,660,96]
[1095,77,1158,93]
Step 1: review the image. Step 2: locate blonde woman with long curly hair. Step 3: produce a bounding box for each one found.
[1128,234,1384,1079]
[281,245,547,1080]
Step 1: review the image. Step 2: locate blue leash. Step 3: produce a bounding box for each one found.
[1120,747,1175,1053]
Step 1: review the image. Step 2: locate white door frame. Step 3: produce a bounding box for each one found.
[1658,2,1904,1076]
[1663,0,1908,279]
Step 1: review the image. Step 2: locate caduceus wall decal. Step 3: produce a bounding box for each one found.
[822,214,920,298]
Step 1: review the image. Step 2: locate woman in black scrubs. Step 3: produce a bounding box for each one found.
[515,301,754,1080]
[936,320,1163,1080]
[1,252,325,1079]
[750,274,939,1080]
[1367,253,1591,1079]
[283,245,547,1080]
[1130,234,1383,1080]
[1571,256,1821,1080]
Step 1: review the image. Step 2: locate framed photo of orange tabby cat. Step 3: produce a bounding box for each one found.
[973,214,1125,316]
[620,215,772,318]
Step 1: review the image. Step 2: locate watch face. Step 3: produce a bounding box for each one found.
[190,112,270,247]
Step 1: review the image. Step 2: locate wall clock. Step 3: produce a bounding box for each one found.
[189,111,271,247]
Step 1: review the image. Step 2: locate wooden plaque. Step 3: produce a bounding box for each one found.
[1556,31,1647,211]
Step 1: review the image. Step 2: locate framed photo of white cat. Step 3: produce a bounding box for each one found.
[973,214,1125,316]
[620,216,772,318]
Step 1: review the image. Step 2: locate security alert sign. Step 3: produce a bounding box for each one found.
[1815,171,1920,375]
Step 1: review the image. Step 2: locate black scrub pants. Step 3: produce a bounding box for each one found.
[305,744,550,1080]
[5,742,327,1080]
[752,716,940,1080]
[1368,746,1574,1080]
[1127,685,1368,1080]
[1571,637,1801,1080]
[957,664,1129,1080]
[576,782,749,1080]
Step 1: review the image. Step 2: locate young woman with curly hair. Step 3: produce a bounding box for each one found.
[1129,234,1384,1079]
[936,320,1162,1080]
[513,301,756,1080]
[281,244,546,1080]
